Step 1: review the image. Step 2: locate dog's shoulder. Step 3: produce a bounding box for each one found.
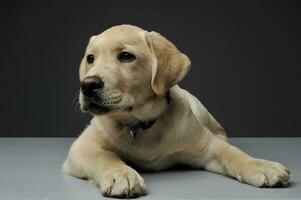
[170,85,209,123]
[170,85,227,140]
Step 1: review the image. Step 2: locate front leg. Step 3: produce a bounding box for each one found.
[201,134,290,187]
[62,127,146,198]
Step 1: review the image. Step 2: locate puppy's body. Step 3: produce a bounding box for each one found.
[63,25,289,198]
[77,86,223,170]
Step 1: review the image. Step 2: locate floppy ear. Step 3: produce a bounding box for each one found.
[145,31,191,96]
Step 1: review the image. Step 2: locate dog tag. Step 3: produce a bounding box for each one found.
[129,128,137,139]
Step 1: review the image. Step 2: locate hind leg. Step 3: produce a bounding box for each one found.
[197,131,289,187]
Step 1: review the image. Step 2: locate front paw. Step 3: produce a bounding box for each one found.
[99,166,147,198]
[240,158,290,187]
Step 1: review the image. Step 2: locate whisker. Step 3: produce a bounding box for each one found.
[72,90,81,112]
[75,102,81,112]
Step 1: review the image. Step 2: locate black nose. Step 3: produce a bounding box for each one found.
[81,76,104,97]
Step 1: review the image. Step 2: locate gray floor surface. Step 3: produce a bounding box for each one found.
[0,138,300,200]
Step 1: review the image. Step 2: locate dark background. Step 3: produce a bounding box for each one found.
[0,0,300,137]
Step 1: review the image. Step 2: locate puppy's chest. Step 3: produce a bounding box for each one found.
[110,128,184,169]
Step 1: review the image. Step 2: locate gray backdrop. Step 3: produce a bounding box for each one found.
[0,0,300,137]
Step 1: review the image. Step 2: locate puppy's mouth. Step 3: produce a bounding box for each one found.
[81,94,123,115]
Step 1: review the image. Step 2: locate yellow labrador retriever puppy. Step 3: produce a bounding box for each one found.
[63,25,289,198]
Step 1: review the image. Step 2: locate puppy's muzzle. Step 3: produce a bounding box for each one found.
[81,76,104,99]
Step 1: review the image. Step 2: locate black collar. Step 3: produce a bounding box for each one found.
[126,91,171,138]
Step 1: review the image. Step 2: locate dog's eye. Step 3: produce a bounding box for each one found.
[87,54,94,64]
[118,52,136,62]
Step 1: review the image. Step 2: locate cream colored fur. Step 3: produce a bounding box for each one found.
[63,25,290,198]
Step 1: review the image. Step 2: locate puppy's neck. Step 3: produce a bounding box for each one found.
[108,93,170,125]
[131,94,169,122]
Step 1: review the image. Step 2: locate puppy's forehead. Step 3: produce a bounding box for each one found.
[91,25,146,49]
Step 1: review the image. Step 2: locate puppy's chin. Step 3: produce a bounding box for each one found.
[81,102,112,115]
[79,94,133,116]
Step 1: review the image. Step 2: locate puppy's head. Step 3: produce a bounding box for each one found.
[79,25,190,115]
